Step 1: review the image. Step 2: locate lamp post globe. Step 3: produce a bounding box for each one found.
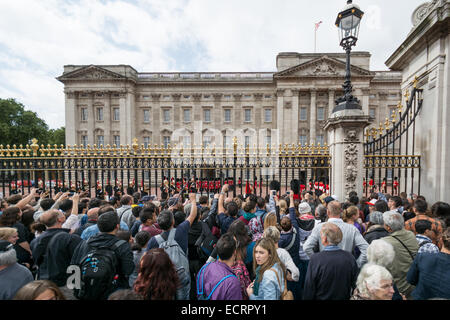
[333,0,365,113]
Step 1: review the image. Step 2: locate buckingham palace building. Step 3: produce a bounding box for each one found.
[58,51,401,150]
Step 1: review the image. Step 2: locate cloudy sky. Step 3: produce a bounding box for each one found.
[0,0,426,129]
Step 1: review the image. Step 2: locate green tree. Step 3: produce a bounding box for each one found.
[0,98,50,147]
[48,127,65,146]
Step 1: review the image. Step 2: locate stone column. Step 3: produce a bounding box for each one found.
[361,88,370,116]
[291,89,299,145]
[103,91,111,145]
[328,89,335,118]
[65,90,77,146]
[151,93,161,145]
[254,93,263,140]
[87,91,95,146]
[310,89,317,144]
[276,89,284,145]
[324,109,371,201]
[119,91,128,146]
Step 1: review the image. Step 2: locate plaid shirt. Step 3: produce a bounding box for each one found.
[404,214,444,245]
[416,235,440,254]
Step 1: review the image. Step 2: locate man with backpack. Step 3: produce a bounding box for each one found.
[146,192,198,300]
[196,233,243,300]
[70,211,134,300]
[30,208,82,299]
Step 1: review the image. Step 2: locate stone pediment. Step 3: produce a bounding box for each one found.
[57,65,129,82]
[274,56,373,79]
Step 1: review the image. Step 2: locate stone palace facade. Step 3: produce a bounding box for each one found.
[58,51,401,149]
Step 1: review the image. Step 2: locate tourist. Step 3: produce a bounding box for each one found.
[414,220,440,254]
[134,248,179,300]
[303,223,358,300]
[196,234,242,300]
[0,240,33,300]
[363,211,389,244]
[351,264,395,300]
[304,200,368,268]
[382,210,418,299]
[405,199,444,246]
[407,227,450,300]
[246,237,286,300]
[13,280,65,300]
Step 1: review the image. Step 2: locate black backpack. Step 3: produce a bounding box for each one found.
[74,239,126,300]
[195,221,218,263]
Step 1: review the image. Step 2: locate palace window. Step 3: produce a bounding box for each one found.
[316,135,324,146]
[113,108,120,121]
[299,135,307,146]
[369,108,376,119]
[204,109,211,123]
[163,109,170,123]
[317,107,325,121]
[81,108,88,121]
[300,107,307,121]
[244,109,252,122]
[224,109,231,122]
[143,109,150,123]
[81,135,88,148]
[113,135,120,146]
[163,136,171,148]
[96,107,103,121]
[143,136,150,148]
[97,135,104,147]
[183,109,191,123]
[264,109,272,122]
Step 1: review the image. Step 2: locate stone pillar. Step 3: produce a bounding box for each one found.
[324,109,371,201]
[328,89,335,118]
[276,89,284,145]
[310,89,317,144]
[87,91,95,146]
[104,91,111,144]
[291,89,299,144]
[65,90,77,146]
[119,91,127,146]
[361,88,370,116]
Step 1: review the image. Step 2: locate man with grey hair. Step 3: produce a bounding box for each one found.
[304,200,368,268]
[382,210,418,299]
[0,240,33,299]
[303,222,358,300]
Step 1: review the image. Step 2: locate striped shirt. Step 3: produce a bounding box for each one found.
[416,235,440,254]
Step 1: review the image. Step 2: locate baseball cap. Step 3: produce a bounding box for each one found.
[298,202,312,214]
[324,196,334,204]
[366,199,377,206]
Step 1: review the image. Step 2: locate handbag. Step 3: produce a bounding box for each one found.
[270,268,294,300]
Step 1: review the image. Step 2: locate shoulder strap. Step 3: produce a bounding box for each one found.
[391,235,416,261]
[168,228,177,242]
[207,274,237,300]
[119,207,132,221]
[111,239,127,251]
[269,268,282,288]
[196,263,211,296]
[284,228,297,251]
[418,239,432,248]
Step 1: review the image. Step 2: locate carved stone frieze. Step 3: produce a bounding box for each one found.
[344,129,360,194]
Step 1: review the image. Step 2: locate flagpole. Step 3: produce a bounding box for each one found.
[314,28,317,53]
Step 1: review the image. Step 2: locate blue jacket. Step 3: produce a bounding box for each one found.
[407,252,450,300]
[250,262,285,300]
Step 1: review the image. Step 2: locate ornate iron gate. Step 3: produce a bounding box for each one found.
[363,79,423,197]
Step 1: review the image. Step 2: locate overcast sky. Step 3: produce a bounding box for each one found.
[0,0,427,129]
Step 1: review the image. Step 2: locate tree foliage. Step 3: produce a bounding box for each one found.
[0,98,65,147]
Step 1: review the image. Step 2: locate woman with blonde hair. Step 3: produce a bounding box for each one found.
[246,237,287,300]
[263,212,278,231]
[0,227,32,269]
[13,280,66,300]
[278,199,288,219]
[343,205,365,235]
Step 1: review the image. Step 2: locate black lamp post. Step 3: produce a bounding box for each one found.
[333,0,364,113]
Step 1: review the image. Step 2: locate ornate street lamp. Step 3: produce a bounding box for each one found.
[333,0,364,113]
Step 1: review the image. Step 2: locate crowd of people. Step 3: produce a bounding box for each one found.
[0,180,449,301]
